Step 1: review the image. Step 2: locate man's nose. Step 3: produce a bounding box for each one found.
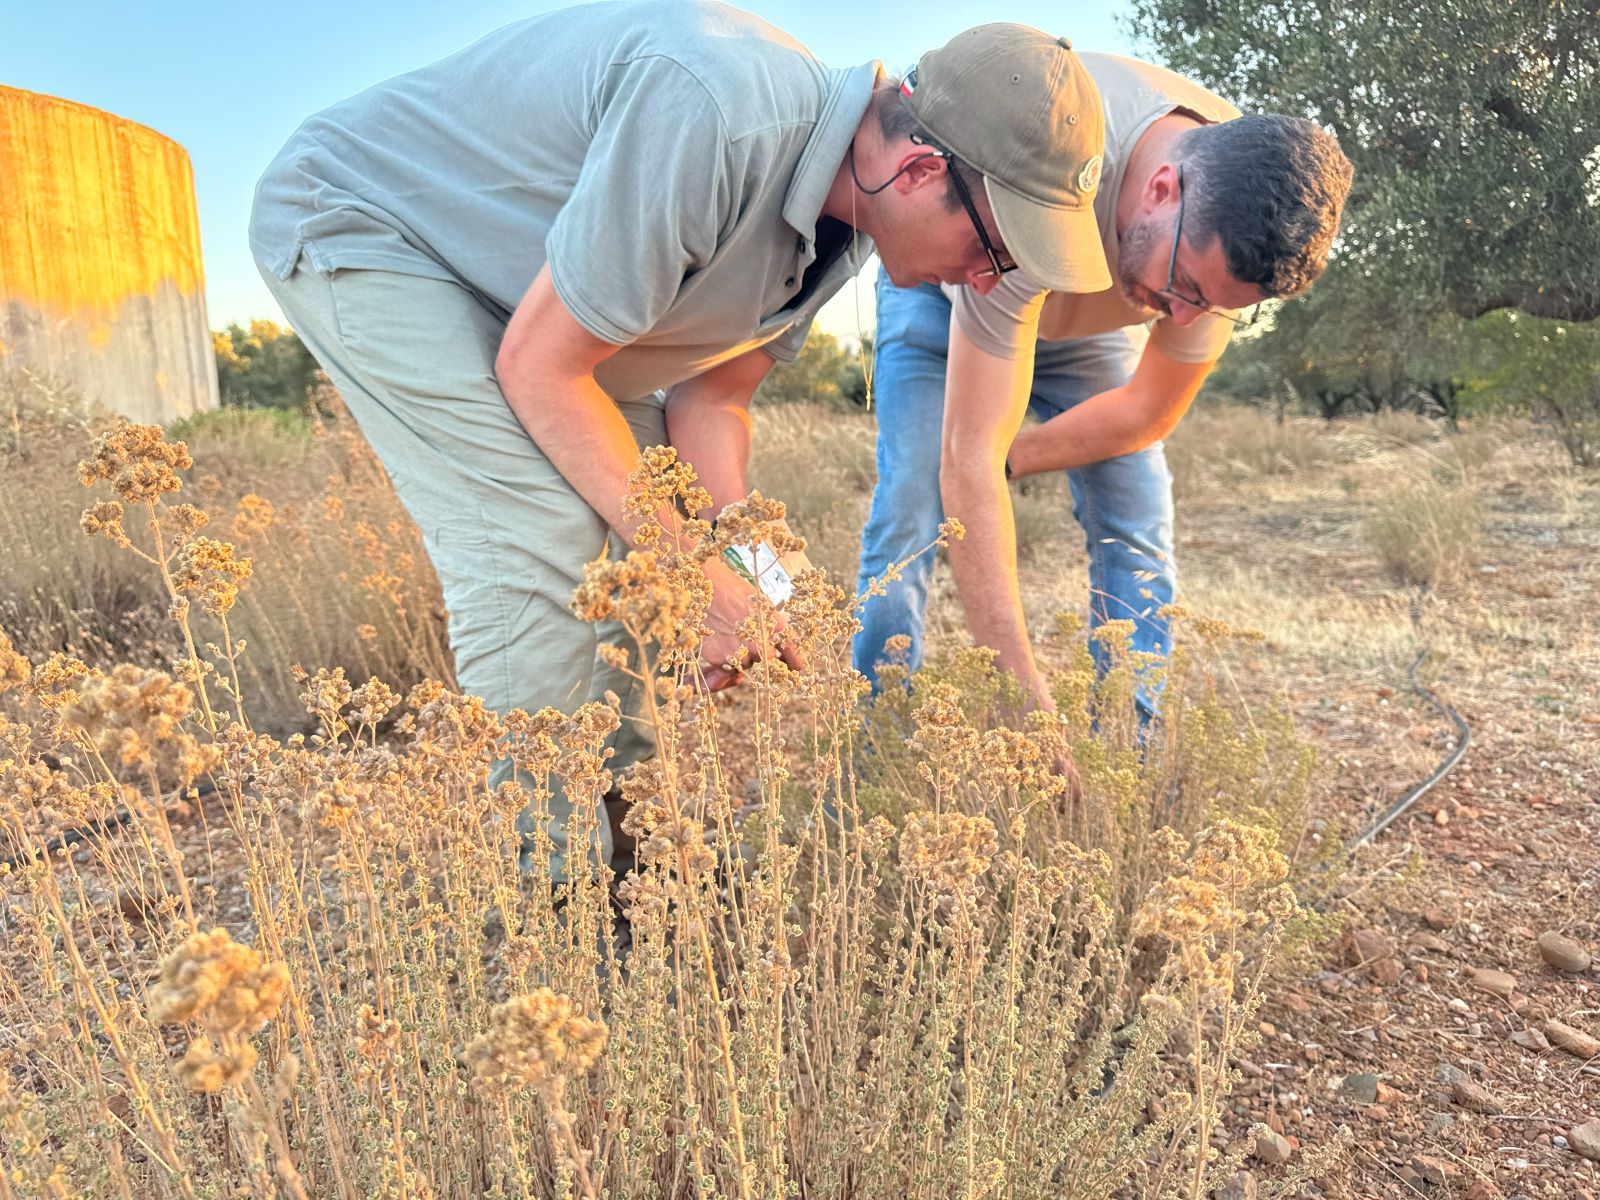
[1168,299,1206,327]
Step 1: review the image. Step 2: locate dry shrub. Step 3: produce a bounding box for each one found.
[750,404,1074,580]
[1361,409,1439,448]
[1009,468,1074,561]
[0,427,1332,1199]
[1364,472,1483,589]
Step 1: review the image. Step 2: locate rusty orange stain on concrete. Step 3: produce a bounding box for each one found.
[0,85,205,318]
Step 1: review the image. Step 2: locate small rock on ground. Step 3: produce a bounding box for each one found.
[1252,1127,1293,1165]
[1449,1079,1502,1114]
[1538,931,1592,973]
[1343,1072,1380,1104]
[1570,1120,1600,1162]
[1545,1019,1600,1059]
[1509,1027,1550,1052]
[1466,966,1517,999]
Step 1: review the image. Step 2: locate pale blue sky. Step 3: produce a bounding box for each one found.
[6,1,1140,334]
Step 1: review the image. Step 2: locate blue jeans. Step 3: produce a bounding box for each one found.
[853,271,1175,713]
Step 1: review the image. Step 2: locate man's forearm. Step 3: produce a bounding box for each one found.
[662,349,773,515]
[1008,348,1213,479]
[498,361,651,540]
[941,458,1051,709]
[664,390,753,515]
[1007,384,1151,477]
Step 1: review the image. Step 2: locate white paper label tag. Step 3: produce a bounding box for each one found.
[722,540,793,605]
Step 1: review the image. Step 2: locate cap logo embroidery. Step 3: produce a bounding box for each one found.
[900,68,918,99]
[1078,155,1103,195]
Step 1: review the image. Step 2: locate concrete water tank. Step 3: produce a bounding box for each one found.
[0,85,219,422]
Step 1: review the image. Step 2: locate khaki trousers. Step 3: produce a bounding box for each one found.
[260,264,661,880]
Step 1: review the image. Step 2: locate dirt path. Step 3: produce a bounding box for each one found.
[1155,428,1599,1198]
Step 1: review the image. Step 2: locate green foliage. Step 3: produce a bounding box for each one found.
[755,329,872,411]
[1204,272,1477,422]
[212,320,322,411]
[1463,311,1600,466]
[1126,0,1600,322]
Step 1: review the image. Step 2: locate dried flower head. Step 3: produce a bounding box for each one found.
[1189,819,1289,892]
[174,1035,259,1094]
[0,629,29,695]
[465,989,607,1098]
[355,1004,402,1071]
[1132,875,1242,945]
[623,445,712,534]
[78,420,192,503]
[169,503,210,539]
[899,810,998,897]
[58,663,201,775]
[149,927,290,1033]
[80,500,132,547]
[172,536,253,617]
[707,491,804,559]
[570,549,705,653]
[503,706,566,779]
[230,494,276,541]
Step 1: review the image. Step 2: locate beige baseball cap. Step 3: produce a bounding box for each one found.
[900,24,1110,293]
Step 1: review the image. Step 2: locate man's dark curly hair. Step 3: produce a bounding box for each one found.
[1175,115,1354,298]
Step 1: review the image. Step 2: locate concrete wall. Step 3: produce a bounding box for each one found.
[0,85,219,423]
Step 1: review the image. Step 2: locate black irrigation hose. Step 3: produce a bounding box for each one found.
[1344,587,1472,850]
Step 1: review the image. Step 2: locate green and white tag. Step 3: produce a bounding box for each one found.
[721,540,794,605]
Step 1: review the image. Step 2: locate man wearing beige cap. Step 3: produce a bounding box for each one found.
[250,1,1107,882]
[855,54,1353,727]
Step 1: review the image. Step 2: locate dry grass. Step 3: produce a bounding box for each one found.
[1363,469,1484,589]
[749,403,876,585]
[0,417,1328,1199]
[1166,407,1366,495]
[0,390,451,732]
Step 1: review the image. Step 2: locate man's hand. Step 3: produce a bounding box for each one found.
[699,555,807,690]
[1006,342,1214,478]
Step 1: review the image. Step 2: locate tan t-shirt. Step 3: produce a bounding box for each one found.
[946,53,1241,366]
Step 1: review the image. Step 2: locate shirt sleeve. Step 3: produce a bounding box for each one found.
[760,316,812,364]
[1149,311,1235,364]
[545,55,738,345]
[949,270,1049,359]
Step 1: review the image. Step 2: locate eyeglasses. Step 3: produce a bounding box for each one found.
[912,135,1017,279]
[1160,165,1260,326]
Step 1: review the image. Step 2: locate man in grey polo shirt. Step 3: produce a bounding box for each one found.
[250,1,1109,880]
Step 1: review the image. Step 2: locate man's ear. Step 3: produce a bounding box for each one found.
[1141,162,1180,216]
[890,148,948,195]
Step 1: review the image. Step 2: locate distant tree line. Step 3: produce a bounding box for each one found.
[754,330,873,411]
[215,320,876,418]
[213,321,322,411]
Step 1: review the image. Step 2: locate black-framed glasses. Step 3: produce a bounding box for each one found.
[1161,165,1260,326]
[912,135,1017,279]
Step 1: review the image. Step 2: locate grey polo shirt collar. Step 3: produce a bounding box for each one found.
[781,63,882,246]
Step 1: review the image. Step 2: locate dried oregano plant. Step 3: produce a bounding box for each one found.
[0,422,1323,1198]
